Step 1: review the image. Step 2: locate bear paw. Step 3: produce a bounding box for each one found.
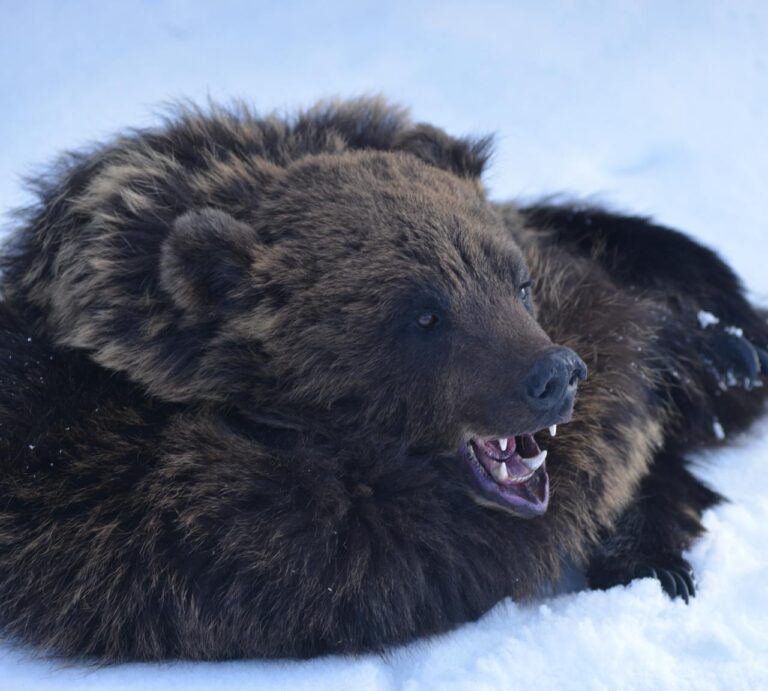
[697,318,768,392]
[588,556,696,604]
[633,561,696,604]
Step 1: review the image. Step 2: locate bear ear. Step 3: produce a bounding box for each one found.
[393,124,493,179]
[160,208,257,315]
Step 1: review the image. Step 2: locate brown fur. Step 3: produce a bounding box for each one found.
[0,99,765,660]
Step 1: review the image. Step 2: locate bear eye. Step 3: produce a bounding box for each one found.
[416,312,441,330]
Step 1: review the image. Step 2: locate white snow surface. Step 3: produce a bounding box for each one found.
[1,2,767,689]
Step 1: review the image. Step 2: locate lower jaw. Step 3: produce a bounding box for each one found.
[460,444,550,518]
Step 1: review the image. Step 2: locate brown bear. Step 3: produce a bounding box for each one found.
[0,98,765,661]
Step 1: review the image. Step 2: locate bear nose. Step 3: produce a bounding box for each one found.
[524,347,588,413]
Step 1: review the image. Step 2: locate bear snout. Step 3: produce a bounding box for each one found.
[523,347,588,419]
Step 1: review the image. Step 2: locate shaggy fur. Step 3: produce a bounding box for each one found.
[0,99,766,660]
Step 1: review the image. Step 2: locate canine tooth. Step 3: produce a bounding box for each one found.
[498,438,508,451]
[522,449,548,471]
[549,425,557,437]
[492,461,509,482]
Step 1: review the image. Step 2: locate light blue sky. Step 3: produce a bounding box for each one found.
[1,0,766,289]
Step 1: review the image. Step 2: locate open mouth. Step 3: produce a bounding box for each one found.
[460,426,557,518]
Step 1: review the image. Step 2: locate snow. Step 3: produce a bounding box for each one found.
[698,311,721,329]
[1,1,767,689]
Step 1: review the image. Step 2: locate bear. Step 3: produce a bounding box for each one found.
[0,98,766,661]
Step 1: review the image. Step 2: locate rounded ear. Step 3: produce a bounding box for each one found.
[393,124,493,179]
[160,208,257,315]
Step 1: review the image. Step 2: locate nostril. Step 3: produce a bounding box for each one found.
[541,376,560,400]
[524,348,586,412]
[526,364,557,400]
[525,364,567,409]
[570,357,588,384]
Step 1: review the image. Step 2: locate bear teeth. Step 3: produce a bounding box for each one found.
[498,438,508,451]
[549,425,557,437]
[521,449,547,472]
[491,461,509,482]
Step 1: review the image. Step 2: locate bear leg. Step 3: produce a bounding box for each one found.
[585,448,721,602]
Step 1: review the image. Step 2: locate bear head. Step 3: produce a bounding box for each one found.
[157,145,586,516]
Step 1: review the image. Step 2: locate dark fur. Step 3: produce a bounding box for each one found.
[0,100,766,661]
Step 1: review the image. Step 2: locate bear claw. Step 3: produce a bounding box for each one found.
[757,347,768,375]
[635,564,695,603]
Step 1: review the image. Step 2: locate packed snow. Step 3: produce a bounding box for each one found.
[726,326,746,338]
[1,1,767,689]
[698,311,721,329]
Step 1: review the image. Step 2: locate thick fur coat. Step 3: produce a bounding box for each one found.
[0,99,765,660]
